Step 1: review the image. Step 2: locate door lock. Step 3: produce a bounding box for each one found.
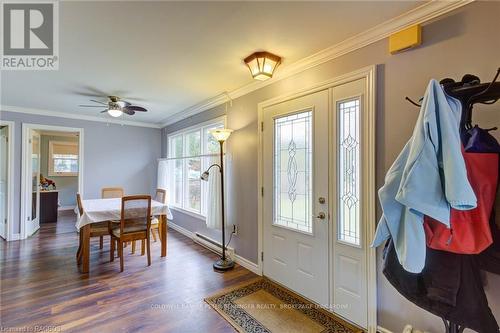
[316,212,326,220]
[318,197,326,204]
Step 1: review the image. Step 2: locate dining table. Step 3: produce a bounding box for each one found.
[75,197,173,273]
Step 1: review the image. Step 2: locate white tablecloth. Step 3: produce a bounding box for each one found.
[76,198,173,230]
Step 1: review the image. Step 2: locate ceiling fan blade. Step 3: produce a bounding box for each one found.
[90,99,108,105]
[79,105,106,107]
[100,109,109,113]
[122,108,135,115]
[126,105,147,112]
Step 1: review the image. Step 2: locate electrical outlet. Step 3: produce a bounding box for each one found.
[232,224,238,236]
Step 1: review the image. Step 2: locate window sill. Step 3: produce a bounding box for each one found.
[48,172,78,177]
[170,206,206,221]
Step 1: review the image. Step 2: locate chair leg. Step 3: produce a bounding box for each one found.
[99,236,104,249]
[117,240,121,257]
[146,235,151,267]
[119,241,124,272]
[77,231,83,263]
[110,237,115,262]
[131,241,136,254]
[151,228,157,242]
[141,239,145,256]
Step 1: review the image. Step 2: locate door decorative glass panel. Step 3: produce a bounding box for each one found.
[338,98,361,245]
[273,111,313,233]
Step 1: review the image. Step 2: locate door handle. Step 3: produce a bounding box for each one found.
[315,212,326,220]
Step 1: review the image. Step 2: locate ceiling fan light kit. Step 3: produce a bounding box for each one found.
[107,108,123,118]
[78,95,148,118]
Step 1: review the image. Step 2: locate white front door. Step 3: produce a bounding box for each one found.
[262,90,329,306]
[262,76,372,329]
[26,130,41,236]
[0,126,8,239]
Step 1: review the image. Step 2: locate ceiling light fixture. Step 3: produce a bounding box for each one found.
[244,51,281,81]
[107,107,123,118]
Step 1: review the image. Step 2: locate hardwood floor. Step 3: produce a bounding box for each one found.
[0,213,257,332]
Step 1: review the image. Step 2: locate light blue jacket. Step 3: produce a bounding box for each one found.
[372,79,477,273]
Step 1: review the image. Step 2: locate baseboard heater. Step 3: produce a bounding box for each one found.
[193,232,235,260]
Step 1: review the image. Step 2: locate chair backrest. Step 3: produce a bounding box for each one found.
[101,187,124,199]
[76,193,84,215]
[155,188,167,204]
[120,195,152,234]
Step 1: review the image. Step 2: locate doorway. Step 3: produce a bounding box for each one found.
[21,124,84,239]
[258,66,377,331]
[0,121,14,241]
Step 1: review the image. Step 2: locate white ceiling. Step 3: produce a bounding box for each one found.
[1,1,423,125]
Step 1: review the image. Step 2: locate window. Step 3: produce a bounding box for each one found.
[165,118,224,217]
[337,98,361,245]
[48,141,79,176]
[273,111,313,233]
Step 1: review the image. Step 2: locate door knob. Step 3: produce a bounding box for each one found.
[316,212,326,220]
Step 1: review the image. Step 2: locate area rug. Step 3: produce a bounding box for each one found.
[205,278,362,333]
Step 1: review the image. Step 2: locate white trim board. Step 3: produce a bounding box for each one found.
[167,222,260,275]
[257,65,377,332]
[20,123,84,240]
[0,121,15,241]
[159,0,472,127]
[1,106,161,129]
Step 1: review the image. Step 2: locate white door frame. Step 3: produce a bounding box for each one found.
[257,65,377,332]
[0,121,15,241]
[21,123,84,239]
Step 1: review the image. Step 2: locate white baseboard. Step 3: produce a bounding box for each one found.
[58,206,75,211]
[9,233,20,241]
[234,254,260,275]
[378,326,394,333]
[168,221,194,238]
[168,222,260,275]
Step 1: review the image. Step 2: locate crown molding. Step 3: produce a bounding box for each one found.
[160,0,474,128]
[0,105,161,129]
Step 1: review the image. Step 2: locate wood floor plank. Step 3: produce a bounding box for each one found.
[0,214,256,332]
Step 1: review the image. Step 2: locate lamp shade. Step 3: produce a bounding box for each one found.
[108,108,123,117]
[209,128,233,142]
[244,51,281,81]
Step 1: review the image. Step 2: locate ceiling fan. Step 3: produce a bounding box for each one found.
[79,96,147,118]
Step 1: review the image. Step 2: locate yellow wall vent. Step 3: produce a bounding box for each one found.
[389,25,422,54]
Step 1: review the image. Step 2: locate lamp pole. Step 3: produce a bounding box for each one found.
[219,140,227,263]
[202,129,234,271]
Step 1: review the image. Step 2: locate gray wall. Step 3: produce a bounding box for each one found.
[0,111,161,234]
[163,2,500,332]
[40,134,79,207]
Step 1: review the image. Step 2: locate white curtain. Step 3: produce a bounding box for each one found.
[206,155,222,230]
[157,159,168,191]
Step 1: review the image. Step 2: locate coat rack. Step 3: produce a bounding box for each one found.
[405,67,500,333]
[406,67,500,132]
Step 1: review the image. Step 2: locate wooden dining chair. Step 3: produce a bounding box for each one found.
[109,195,152,272]
[76,193,110,264]
[131,188,167,255]
[101,187,126,247]
[101,187,124,199]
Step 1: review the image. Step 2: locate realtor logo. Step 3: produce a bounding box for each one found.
[1,1,59,70]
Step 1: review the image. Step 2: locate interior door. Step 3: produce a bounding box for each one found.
[262,89,329,306]
[27,130,41,236]
[0,126,8,239]
[331,78,368,328]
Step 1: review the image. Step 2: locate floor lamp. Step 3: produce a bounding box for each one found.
[201,128,234,271]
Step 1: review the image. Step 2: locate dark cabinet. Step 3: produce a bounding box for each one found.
[40,191,58,223]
